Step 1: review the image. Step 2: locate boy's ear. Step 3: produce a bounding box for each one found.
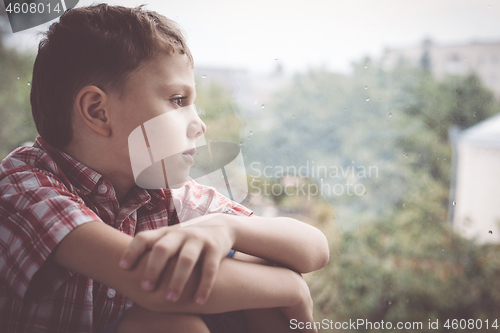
[75,86,111,137]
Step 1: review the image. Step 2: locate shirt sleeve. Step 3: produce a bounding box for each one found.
[170,179,253,222]
[0,168,101,303]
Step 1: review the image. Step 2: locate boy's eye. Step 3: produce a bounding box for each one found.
[171,97,186,106]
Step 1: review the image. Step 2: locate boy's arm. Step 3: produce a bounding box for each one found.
[230,214,329,273]
[51,221,312,317]
[121,214,329,290]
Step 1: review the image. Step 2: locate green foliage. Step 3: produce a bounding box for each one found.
[0,38,37,160]
[311,215,500,332]
[246,59,500,228]
[246,58,500,331]
[194,79,243,144]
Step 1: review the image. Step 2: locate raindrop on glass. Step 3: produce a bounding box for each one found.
[250,130,253,135]
[202,75,207,79]
[452,201,456,206]
[366,97,370,102]
[473,112,477,117]
[389,301,392,305]
[17,77,20,80]
[388,113,392,117]
[27,82,31,86]
[404,154,408,158]
[365,85,368,90]
[261,104,265,108]
[292,115,295,119]
[489,230,493,234]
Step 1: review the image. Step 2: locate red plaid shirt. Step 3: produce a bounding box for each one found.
[0,137,252,333]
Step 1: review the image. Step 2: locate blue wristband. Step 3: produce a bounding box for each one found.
[226,249,235,258]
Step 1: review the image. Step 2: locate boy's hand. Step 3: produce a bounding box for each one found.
[119,213,235,304]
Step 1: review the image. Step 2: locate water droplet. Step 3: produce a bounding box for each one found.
[365,85,368,90]
[202,75,207,78]
[247,136,250,139]
[452,201,456,206]
[442,249,444,252]
[388,113,392,118]
[275,58,279,61]
[389,301,392,305]
[292,115,295,118]
[489,230,493,234]
[366,97,370,102]
[364,65,368,69]
[404,154,408,158]
[378,98,381,101]
[402,203,406,207]
[261,104,265,108]
[473,112,477,117]
[250,130,253,135]
[17,77,20,80]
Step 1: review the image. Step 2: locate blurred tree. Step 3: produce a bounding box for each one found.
[0,9,38,160]
[194,79,243,145]
[245,58,500,331]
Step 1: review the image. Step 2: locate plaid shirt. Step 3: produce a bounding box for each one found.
[0,137,252,333]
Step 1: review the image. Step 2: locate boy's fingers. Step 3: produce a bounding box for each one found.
[141,233,184,291]
[165,240,203,301]
[194,248,220,304]
[119,229,165,269]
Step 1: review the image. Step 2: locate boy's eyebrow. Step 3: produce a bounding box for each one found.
[159,82,195,96]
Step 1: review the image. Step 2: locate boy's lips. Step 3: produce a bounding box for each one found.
[182,148,196,165]
[182,148,196,156]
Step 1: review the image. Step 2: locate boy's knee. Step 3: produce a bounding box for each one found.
[117,306,210,333]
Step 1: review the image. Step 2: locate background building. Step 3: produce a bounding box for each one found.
[453,114,500,243]
[384,40,500,98]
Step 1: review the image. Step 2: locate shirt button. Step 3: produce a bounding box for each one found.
[98,184,108,194]
[126,299,134,308]
[107,288,116,299]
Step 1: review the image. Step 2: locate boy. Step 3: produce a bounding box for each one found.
[0,4,329,333]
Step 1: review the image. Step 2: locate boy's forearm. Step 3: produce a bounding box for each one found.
[227,215,329,273]
[148,257,302,314]
[52,221,304,315]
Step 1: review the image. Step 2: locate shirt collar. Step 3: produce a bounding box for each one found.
[34,137,102,196]
[33,137,166,208]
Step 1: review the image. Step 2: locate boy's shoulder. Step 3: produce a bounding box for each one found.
[0,137,99,222]
[0,137,74,193]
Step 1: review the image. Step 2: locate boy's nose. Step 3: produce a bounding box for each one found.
[187,113,207,140]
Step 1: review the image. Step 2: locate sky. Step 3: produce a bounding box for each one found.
[2,0,500,74]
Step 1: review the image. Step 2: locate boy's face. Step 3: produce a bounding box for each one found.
[108,52,206,188]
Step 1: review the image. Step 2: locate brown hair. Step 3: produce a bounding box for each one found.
[30,4,193,148]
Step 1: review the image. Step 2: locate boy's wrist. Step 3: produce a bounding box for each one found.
[217,213,242,249]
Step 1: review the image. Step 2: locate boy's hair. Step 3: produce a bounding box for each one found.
[30,4,193,148]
